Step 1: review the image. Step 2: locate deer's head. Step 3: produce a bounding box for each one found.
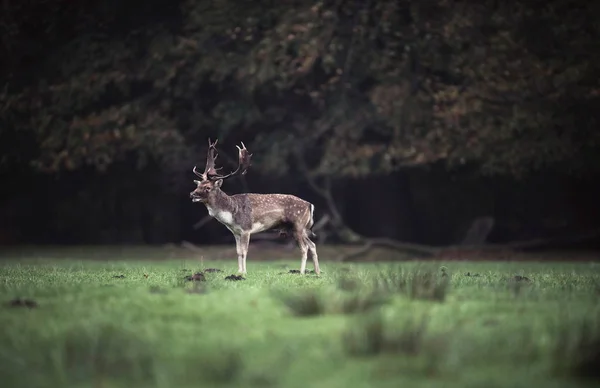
[190,138,252,203]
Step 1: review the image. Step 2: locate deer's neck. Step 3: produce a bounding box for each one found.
[204,189,237,223]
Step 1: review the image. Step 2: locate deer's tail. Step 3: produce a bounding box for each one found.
[307,203,317,239]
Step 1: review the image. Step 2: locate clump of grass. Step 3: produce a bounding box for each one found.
[0,323,246,387]
[0,324,158,387]
[275,286,388,317]
[552,319,600,380]
[277,289,325,316]
[342,312,430,357]
[191,350,244,383]
[342,312,386,356]
[342,312,447,377]
[408,269,450,301]
[337,275,361,291]
[506,274,533,298]
[61,324,156,381]
[371,267,450,302]
[338,292,389,314]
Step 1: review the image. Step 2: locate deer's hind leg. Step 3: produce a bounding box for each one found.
[292,227,309,274]
[306,236,319,275]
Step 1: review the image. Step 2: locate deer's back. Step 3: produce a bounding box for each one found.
[235,193,310,208]
[230,193,313,230]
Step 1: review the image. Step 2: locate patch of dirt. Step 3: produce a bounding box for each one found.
[8,298,38,308]
[225,274,245,281]
[513,275,531,282]
[465,272,481,277]
[184,272,206,281]
[286,269,318,274]
[113,275,125,278]
[203,268,223,273]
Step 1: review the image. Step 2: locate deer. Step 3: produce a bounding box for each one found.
[189,139,320,275]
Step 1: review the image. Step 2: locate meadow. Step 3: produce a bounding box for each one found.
[0,246,599,388]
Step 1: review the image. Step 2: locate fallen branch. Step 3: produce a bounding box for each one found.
[449,228,600,251]
[336,238,440,262]
[339,228,600,262]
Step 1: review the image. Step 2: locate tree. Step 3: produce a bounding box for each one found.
[1,0,598,251]
[232,0,600,178]
[3,0,597,176]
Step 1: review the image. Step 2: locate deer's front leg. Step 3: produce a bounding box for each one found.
[239,233,250,274]
[234,234,244,273]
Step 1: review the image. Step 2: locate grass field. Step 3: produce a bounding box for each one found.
[1,247,599,388]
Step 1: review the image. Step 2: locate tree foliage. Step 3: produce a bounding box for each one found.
[1,0,598,178]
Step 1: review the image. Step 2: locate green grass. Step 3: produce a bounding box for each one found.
[1,254,600,388]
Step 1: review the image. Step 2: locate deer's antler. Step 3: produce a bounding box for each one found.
[207,141,252,181]
[193,139,252,181]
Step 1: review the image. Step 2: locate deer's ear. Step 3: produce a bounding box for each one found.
[214,179,223,189]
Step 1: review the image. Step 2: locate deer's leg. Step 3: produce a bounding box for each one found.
[234,234,244,273]
[240,233,250,274]
[293,229,309,274]
[306,237,320,275]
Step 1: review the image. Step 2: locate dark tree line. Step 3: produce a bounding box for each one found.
[1,0,599,249]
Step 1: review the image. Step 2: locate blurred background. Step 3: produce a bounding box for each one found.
[1,0,599,254]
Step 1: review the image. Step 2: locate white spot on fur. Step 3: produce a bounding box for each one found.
[206,205,233,226]
[218,211,234,225]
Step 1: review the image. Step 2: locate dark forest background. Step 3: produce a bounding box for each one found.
[1,0,599,251]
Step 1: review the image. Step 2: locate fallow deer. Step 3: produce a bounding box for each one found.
[189,139,320,275]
